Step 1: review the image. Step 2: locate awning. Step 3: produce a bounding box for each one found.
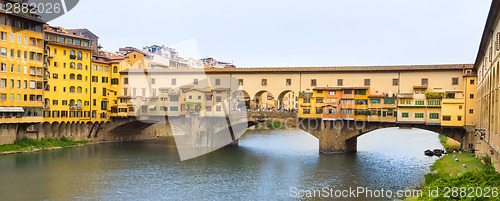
[148,105,157,110]
[0,107,24,112]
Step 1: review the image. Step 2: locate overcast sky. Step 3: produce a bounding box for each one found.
[51,0,492,67]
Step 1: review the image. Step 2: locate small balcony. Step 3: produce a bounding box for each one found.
[397,93,413,99]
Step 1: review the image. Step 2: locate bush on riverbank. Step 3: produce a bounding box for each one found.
[255,121,286,129]
[438,134,461,153]
[0,137,88,153]
[417,154,500,200]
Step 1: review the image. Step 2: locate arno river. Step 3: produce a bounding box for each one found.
[0,128,442,200]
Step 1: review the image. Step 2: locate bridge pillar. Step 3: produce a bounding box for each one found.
[298,118,360,153]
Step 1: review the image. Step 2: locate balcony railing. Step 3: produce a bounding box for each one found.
[397,93,413,99]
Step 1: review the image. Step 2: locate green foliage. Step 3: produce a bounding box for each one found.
[267,121,285,129]
[420,165,500,200]
[439,135,452,152]
[0,137,88,153]
[425,92,444,99]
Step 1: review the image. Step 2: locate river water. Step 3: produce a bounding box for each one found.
[0,127,443,200]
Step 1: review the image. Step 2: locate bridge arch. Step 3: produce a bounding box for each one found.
[231,90,251,109]
[277,90,295,110]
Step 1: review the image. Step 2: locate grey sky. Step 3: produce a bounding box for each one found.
[51,0,492,67]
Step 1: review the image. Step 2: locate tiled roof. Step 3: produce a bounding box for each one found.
[121,64,473,74]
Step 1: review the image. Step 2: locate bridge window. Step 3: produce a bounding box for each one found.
[316,98,323,103]
[311,79,316,86]
[402,112,409,118]
[303,98,310,103]
[355,99,367,105]
[238,79,243,86]
[354,89,366,95]
[442,115,451,121]
[429,113,439,119]
[216,106,221,111]
[415,100,424,105]
[393,78,399,86]
[383,99,395,104]
[206,106,212,111]
[344,89,352,94]
[470,94,474,99]
[337,79,343,86]
[215,79,220,86]
[316,109,323,114]
[470,79,475,84]
[428,100,441,106]
[170,96,179,101]
[469,109,474,114]
[193,79,198,85]
[261,79,267,86]
[170,106,178,111]
[364,79,370,86]
[452,78,458,85]
[421,78,428,86]
[370,99,380,104]
[303,109,310,114]
[342,99,352,104]
[286,79,291,86]
[415,113,424,118]
[457,116,462,121]
[171,78,176,85]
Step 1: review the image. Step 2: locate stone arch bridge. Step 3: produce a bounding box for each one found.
[100,111,474,153]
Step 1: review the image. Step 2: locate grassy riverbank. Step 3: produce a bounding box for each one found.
[255,121,288,129]
[406,153,500,200]
[0,137,89,154]
[438,134,461,153]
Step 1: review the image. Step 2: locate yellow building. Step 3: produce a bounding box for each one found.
[353,87,369,120]
[43,26,93,123]
[462,70,477,126]
[441,91,465,127]
[0,6,45,125]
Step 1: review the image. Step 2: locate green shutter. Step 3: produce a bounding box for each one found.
[394,111,397,117]
[378,111,381,116]
[354,110,358,115]
[383,111,387,117]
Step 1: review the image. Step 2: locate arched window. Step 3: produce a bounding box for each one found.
[45,85,50,91]
[70,62,75,69]
[77,87,82,93]
[77,63,82,70]
[69,74,75,80]
[69,86,75,93]
[69,99,75,106]
[70,50,76,59]
[77,51,82,60]
[113,66,118,73]
[77,74,82,81]
[77,100,82,107]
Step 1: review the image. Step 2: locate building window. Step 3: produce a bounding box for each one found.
[402,113,409,118]
[286,79,291,86]
[429,113,439,119]
[215,79,220,86]
[303,99,310,103]
[311,79,316,86]
[151,78,155,84]
[470,94,474,99]
[470,79,475,84]
[421,78,428,86]
[193,79,198,85]
[238,79,243,86]
[261,79,267,86]
[415,113,424,118]
[452,78,459,85]
[393,78,398,86]
[124,78,129,84]
[457,116,462,121]
[442,116,451,121]
[364,79,370,86]
[316,109,323,114]
[469,109,474,114]
[171,78,176,85]
[316,98,323,103]
[337,79,343,86]
[415,100,424,105]
[303,109,310,114]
